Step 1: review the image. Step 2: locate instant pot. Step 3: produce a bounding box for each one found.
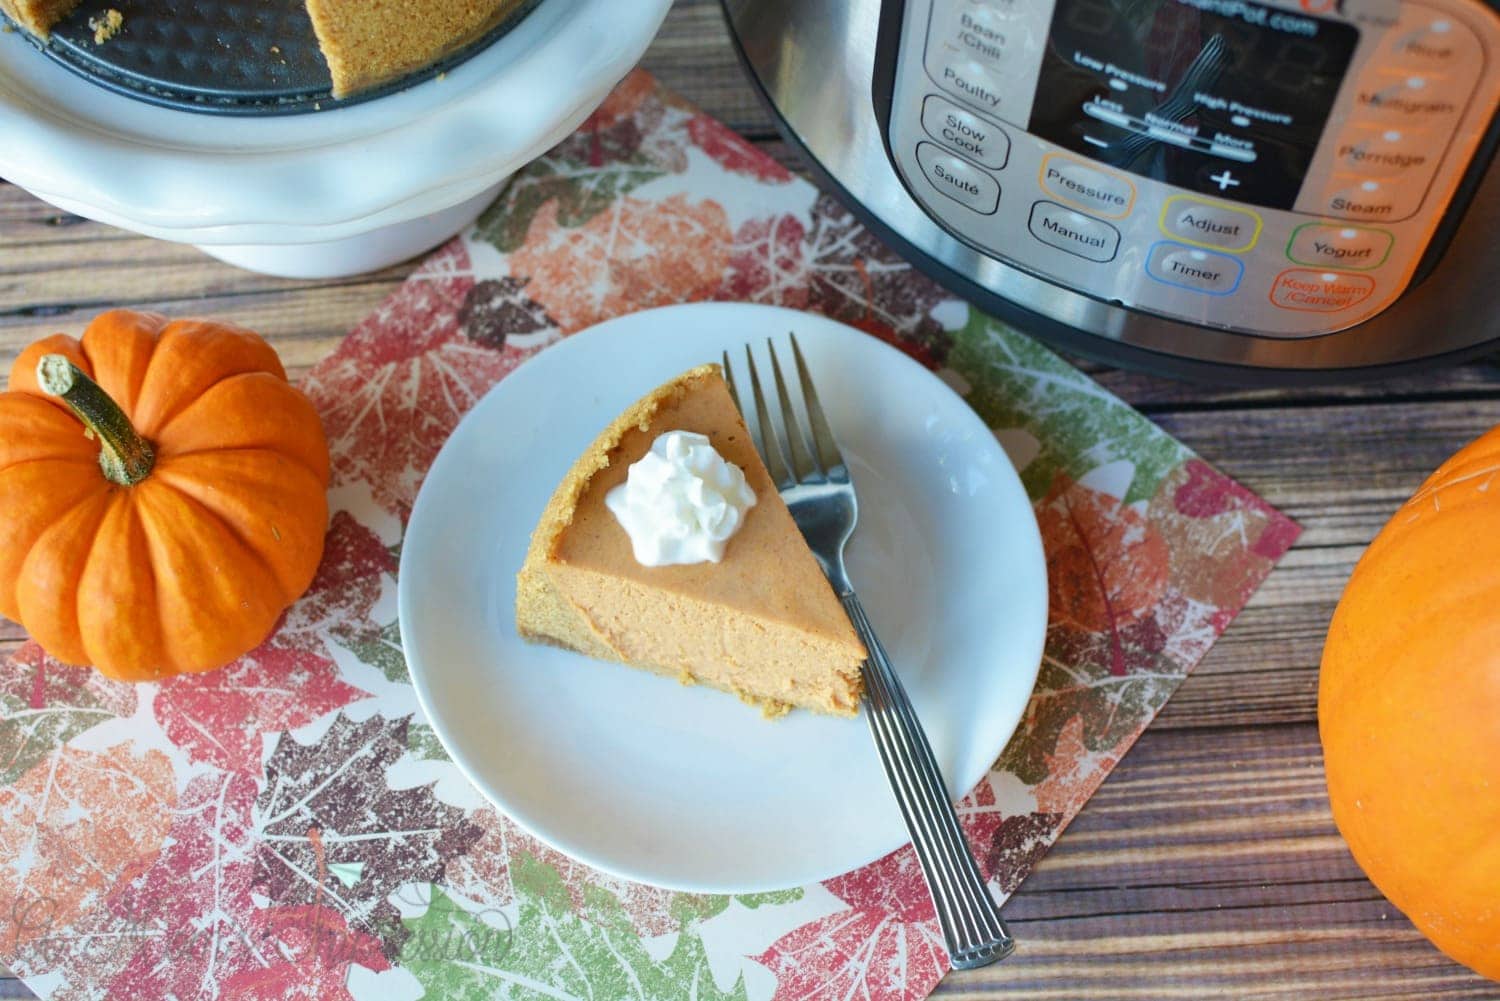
[723,0,1500,381]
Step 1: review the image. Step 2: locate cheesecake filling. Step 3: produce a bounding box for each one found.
[605,430,756,566]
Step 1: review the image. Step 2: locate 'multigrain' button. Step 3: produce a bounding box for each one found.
[915,141,999,214]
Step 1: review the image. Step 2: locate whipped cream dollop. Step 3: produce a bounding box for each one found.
[605,430,757,566]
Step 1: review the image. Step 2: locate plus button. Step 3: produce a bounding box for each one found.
[1209,169,1241,191]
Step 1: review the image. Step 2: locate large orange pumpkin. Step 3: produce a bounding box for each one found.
[1320,425,1500,981]
[0,310,329,681]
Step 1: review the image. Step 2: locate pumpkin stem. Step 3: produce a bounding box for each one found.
[36,354,155,487]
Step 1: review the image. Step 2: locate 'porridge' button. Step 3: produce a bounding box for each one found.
[1145,241,1244,295]
[915,142,999,214]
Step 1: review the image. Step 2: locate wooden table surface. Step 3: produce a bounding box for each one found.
[3,2,1498,998]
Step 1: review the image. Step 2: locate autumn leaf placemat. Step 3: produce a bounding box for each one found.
[0,70,1298,1001]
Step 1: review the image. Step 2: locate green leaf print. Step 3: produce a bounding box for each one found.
[347,619,409,686]
[406,721,450,763]
[473,157,666,254]
[401,856,749,1001]
[947,306,1189,505]
[0,647,135,785]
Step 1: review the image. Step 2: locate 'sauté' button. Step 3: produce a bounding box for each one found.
[915,142,1000,214]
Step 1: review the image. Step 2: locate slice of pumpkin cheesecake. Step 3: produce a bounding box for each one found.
[516,364,866,717]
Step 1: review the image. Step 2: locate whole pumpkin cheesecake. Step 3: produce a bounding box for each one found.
[1,0,527,97]
[516,364,867,717]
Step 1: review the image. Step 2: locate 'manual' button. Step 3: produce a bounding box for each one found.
[1286,224,1393,271]
[1146,241,1243,295]
[1027,201,1120,262]
[1270,269,1376,312]
[915,142,999,214]
[1159,195,1261,252]
[1039,155,1134,218]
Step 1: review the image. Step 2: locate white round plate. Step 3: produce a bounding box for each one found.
[400,302,1047,893]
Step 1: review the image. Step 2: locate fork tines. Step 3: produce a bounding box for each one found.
[722,334,847,489]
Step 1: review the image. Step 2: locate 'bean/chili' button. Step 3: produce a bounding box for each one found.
[1269,269,1377,312]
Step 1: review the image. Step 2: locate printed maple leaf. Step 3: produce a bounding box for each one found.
[302,240,525,516]
[0,744,175,962]
[402,856,748,1001]
[0,643,136,785]
[251,713,484,959]
[443,806,799,938]
[457,277,558,351]
[277,511,398,652]
[982,811,1060,898]
[104,769,263,999]
[801,193,952,368]
[216,904,390,1001]
[688,113,793,183]
[1147,459,1301,609]
[715,213,811,307]
[508,193,733,333]
[947,305,1190,504]
[754,784,1007,1001]
[152,644,368,774]
[1036,474,1170,661]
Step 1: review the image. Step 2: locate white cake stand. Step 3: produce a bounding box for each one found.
[0,0,671,277]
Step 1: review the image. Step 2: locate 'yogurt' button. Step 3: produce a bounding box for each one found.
[1286,224,1393,271]
[1145,241,1244,295]
[1027,201,1120,262]
[1270,269,1376,312]
[1159,195,1261,252]
[915,142,1000,214]
[1039,155,1134,218]
[921,94,1010,169]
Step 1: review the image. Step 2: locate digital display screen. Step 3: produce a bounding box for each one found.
[1028,0,1360,209]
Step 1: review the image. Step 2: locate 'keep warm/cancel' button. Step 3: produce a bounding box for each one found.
[1270,269,1376,312]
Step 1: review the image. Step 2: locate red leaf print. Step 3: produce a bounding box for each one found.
[217,905,390,1001]
[715,214,809,307]
[1147,459,1300,608]
[755,784,1006,1001]
[107,770,263,1000]
[278,512,397,649]
[509,194,732,334]
[302,240,526,516]
[688,114,793,182]
[1037,474,1170,675]
[153,645,367,773]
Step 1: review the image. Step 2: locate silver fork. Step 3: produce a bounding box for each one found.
[722,336,1015,971]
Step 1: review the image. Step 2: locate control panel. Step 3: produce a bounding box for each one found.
[885,0,1500,338]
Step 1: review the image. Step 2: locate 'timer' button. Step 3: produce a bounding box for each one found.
[916,142,999,214]
[1027,201,1120,263]
[1146,241,1244,295]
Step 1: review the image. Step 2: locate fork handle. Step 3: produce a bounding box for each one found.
[841,591,1016,970]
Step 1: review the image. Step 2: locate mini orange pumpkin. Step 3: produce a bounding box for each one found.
[1320,425,1500,981]
[0,310,329,681]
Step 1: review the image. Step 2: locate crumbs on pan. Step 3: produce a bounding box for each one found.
[89,9,123,45]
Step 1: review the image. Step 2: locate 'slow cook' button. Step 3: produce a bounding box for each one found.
[916,142,999,214]
[1270,269,1377,312]
[1159,195,1261,252]
[1286,223,1393,270]
[921,94,1010,169]
[1039,154,1134,218]
[1027,201,1120,262]
[1145,241,1243,295]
